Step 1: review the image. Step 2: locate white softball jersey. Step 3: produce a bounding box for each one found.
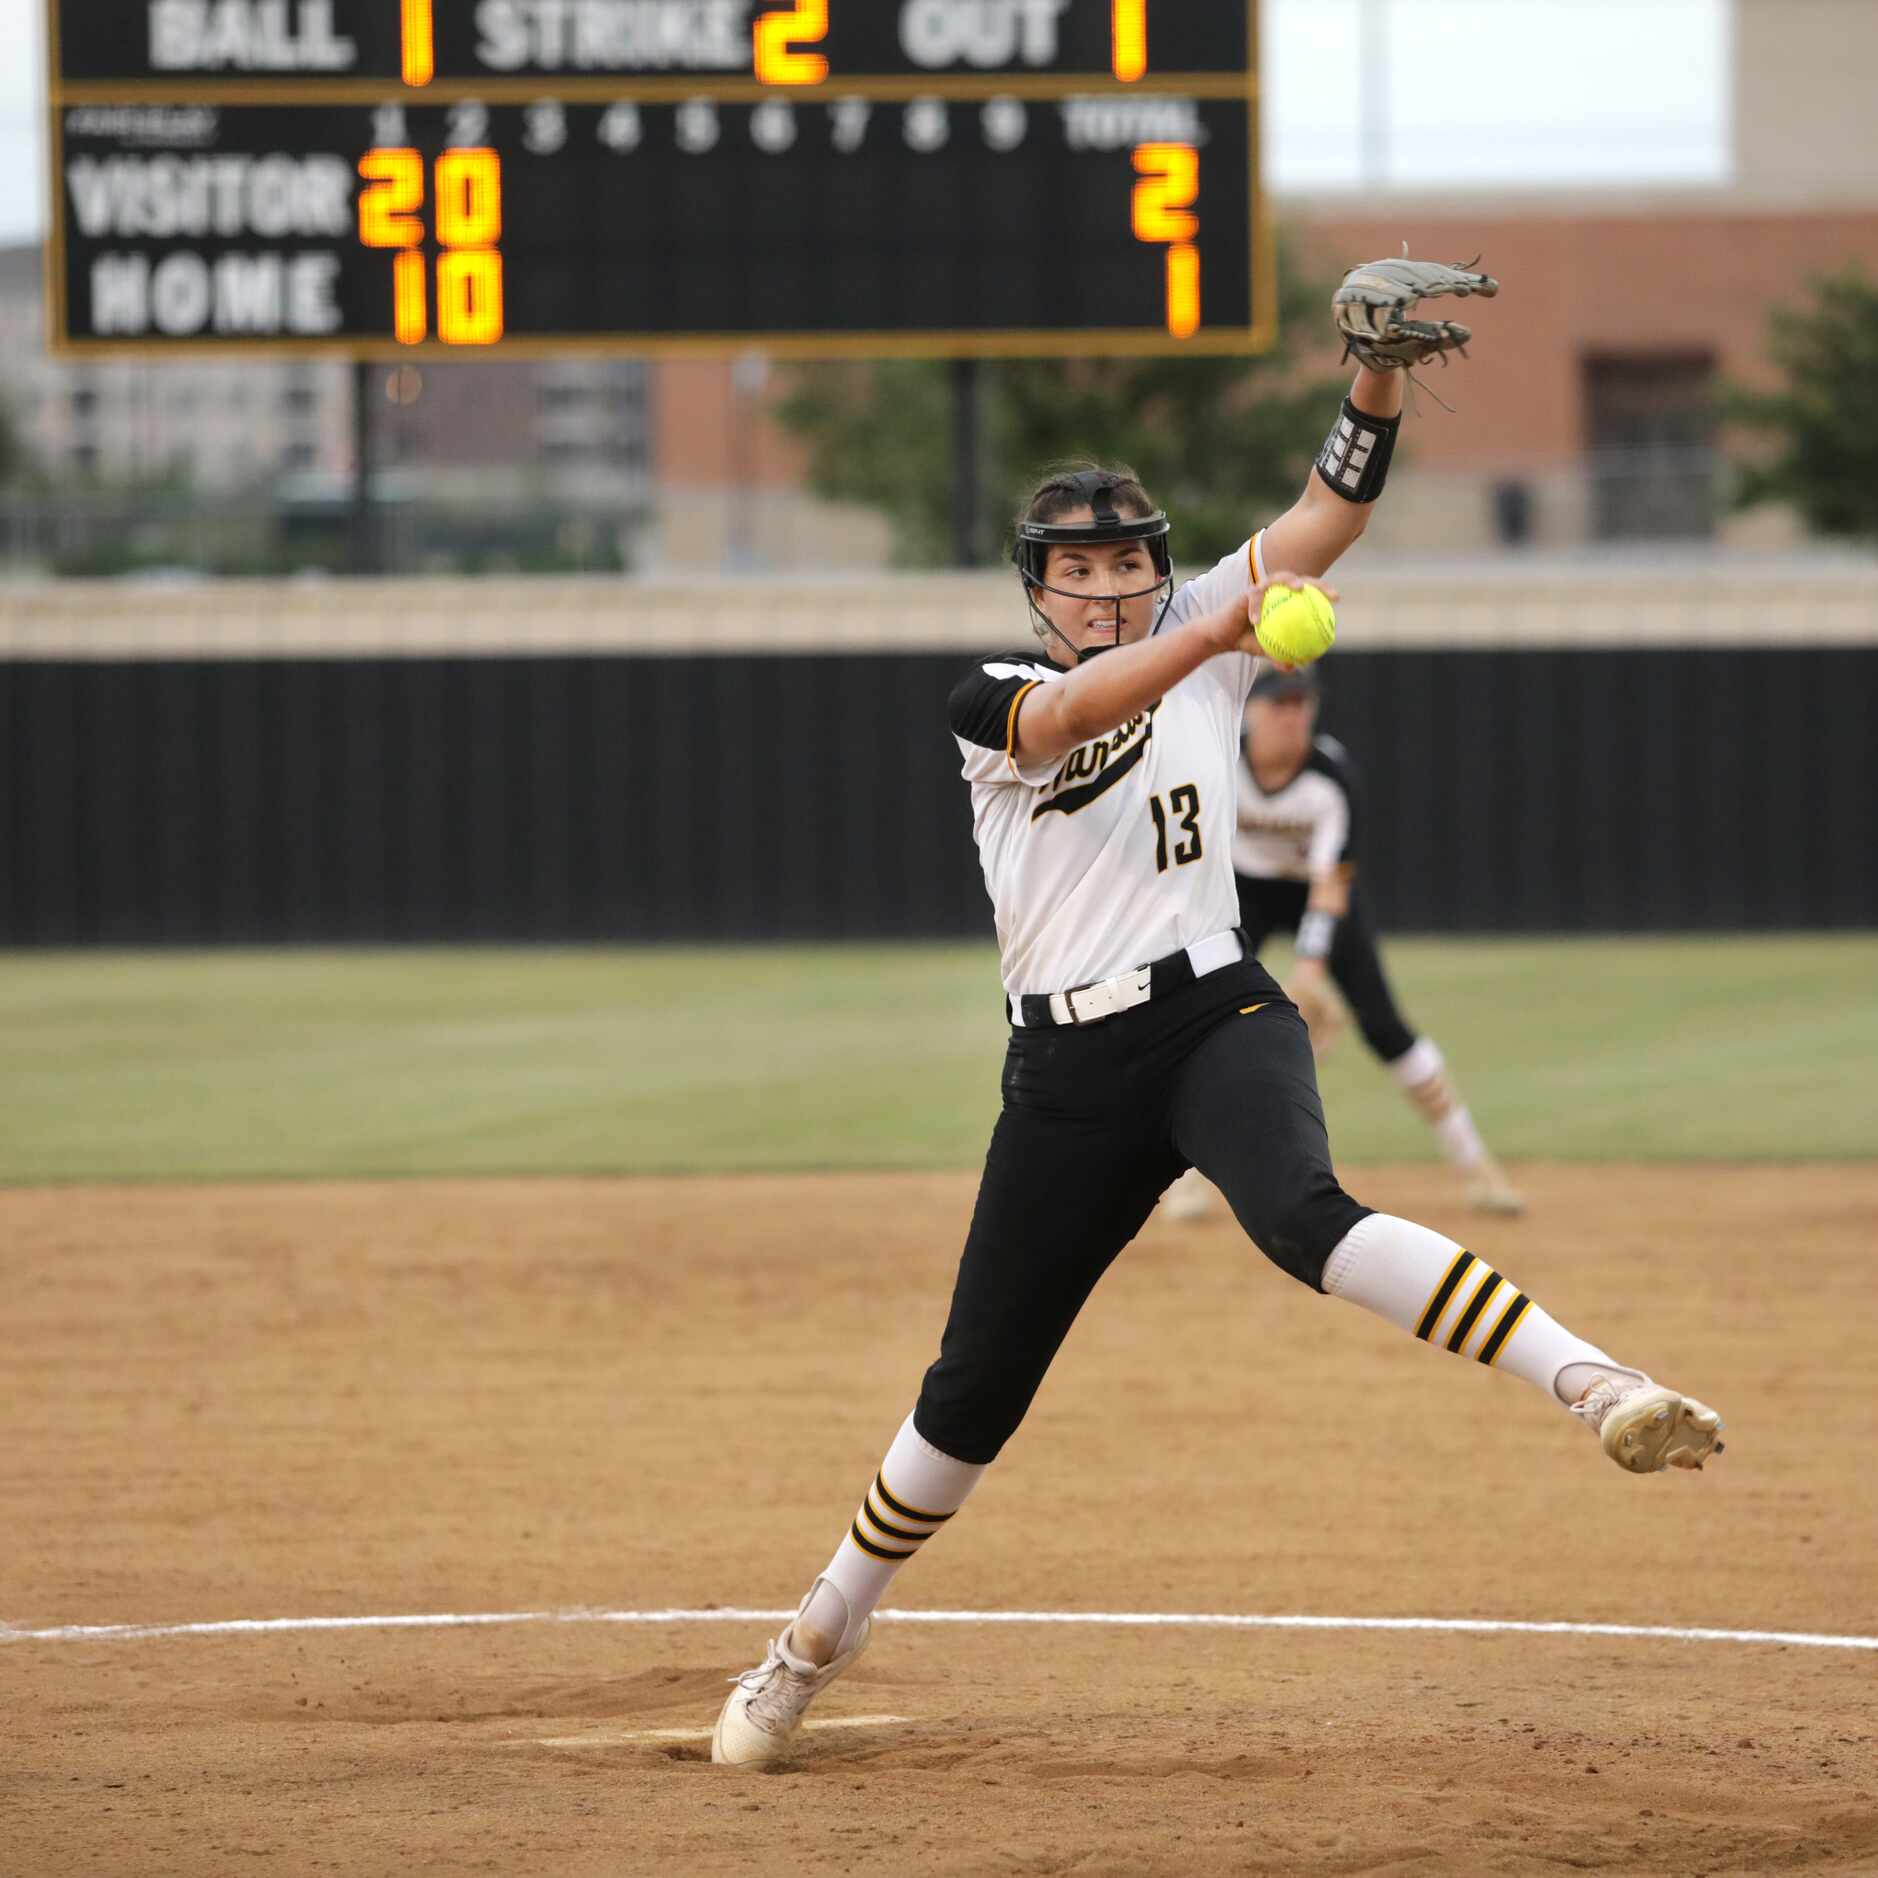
[948,533,1270,999]
[1231,734,1359,882]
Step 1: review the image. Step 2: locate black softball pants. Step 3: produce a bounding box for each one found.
[912,952,1370,1465]
[1235,875,1419,1066]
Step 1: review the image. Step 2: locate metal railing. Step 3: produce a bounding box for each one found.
[0,484,644,578]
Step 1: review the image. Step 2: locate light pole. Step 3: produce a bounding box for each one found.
[1358,0,1390,190]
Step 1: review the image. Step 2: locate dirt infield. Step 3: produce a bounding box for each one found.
[6,1164,1876,1877]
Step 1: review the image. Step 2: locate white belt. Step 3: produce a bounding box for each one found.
[1011,927,1245,1028]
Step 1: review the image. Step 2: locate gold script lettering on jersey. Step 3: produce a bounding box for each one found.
[1041,705,1158,798]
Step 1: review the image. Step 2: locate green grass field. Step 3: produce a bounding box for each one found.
[0,936,1873,1183]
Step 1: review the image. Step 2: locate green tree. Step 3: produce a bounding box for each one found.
[1729,270,1878,541]
[775,237,1349,566]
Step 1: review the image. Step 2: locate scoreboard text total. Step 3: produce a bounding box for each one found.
[49,0,1266,356]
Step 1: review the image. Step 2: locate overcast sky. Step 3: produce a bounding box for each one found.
[0,0,1729,247]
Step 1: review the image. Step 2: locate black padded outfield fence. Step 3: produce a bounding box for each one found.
[3,644,1874,945]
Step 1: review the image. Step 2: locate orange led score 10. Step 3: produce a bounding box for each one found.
[357,146,505,345]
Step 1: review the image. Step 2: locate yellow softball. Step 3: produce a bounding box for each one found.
[1257,584,1337,666]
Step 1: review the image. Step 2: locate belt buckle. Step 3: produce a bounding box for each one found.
[1064,966,1150,1026]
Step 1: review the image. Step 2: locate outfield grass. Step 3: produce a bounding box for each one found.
[0,936,1873,1183]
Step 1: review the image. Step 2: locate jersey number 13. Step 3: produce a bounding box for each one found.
[1148,784,1203,873]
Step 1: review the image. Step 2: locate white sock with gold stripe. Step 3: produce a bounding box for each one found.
[794,1412,986,1665]
[1322,1214,1633,1406]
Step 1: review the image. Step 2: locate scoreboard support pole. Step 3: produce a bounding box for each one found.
[350,359,380,576]
[950,356,985,570]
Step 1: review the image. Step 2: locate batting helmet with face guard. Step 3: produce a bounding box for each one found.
[1011,468,1175,662]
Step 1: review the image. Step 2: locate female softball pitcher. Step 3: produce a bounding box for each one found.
[710,259,1725,1767]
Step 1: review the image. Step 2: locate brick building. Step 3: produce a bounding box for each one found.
[650,0,1878,565]
[1289,0,1878,555]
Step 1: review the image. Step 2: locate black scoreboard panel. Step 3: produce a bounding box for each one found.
[57,98,1253,346]
[47,1,1267,357]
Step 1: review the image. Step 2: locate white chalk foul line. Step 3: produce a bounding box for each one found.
[3,1608,1876,1652]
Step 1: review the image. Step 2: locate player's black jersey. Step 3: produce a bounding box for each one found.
[1231,734,1360,882]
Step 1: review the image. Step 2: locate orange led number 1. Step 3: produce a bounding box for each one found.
[753,0,829,84]
[1112,0,1147,82]
[358,148,505,346]
[400,0,434,85]
[1131,142,1200,338]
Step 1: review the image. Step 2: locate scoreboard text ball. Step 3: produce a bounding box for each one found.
[47,1,1268,358]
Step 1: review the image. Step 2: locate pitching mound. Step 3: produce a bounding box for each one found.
[6,1164,1876,1875]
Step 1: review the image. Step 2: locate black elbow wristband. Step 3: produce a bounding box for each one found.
[1314,397,1400,504]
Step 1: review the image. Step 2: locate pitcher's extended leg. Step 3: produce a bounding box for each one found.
[1171,1002,1722,1473]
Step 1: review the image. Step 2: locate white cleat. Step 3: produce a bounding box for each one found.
[1162,1167,1216,1222]
[1465,1158,1527,1217]
[1573,1376,1726,1474]
[711,1604,870,1767]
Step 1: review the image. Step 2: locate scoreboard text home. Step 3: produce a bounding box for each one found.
[45,1,1269,358]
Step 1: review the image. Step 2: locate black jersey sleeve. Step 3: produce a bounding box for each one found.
[948,656,1055,751]
[1308,734,1362,865]
[949,655,1064,788]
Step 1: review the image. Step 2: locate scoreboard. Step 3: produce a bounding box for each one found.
[45,1,1268,358]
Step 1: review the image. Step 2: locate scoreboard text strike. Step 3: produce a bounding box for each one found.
[46,1,1267,358]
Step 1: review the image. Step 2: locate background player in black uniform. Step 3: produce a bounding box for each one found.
[710,264,1725,1771]
[1165,663,1523,1219]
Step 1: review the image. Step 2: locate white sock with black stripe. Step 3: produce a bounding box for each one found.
[1322,1214,1640,1406]
[794,1412,986,1665]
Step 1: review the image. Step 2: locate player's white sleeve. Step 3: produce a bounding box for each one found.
[1174,529,1266,616]
[1162,530,1266,703]
[1306,790,1351,875]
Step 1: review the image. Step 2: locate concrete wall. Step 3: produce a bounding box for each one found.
[5,560,1875,657]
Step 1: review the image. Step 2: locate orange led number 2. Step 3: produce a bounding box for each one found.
[1131,142,1199,339]
[753,1,829,85]
[357,148,505,346]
